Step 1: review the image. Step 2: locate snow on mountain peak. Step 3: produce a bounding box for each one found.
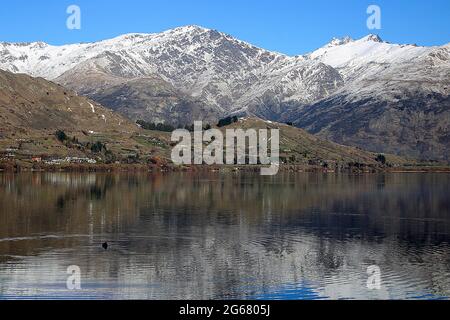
[308,32,432,74]
[172,25,210,33]
[319,34,383,51]
[0,25,445,120]
[327,36,354,47]
[359,34,383,43]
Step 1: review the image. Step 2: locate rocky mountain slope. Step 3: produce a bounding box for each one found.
[0,70,138,134]
[0,26,448,160]
[282,38,450,160]
[60,69,220,126]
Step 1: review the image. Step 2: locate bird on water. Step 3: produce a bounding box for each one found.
[102,242,108,250]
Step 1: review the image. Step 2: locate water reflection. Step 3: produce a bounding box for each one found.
[0,172,449,299]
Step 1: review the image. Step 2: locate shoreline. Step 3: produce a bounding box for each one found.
[1,161,449,174]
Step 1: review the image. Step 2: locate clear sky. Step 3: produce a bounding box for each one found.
[0,0,448,55]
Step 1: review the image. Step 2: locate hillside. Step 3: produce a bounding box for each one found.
[0,70,137,134]
[0,70,169,165]
[59,70,221,126]
[222,118,406,167]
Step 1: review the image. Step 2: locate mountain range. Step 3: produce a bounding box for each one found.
[0,25,449,160]
[1,69,407,169]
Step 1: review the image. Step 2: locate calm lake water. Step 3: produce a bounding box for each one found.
[0,172,449,300]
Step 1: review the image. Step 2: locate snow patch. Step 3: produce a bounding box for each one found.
[88,102,95,113]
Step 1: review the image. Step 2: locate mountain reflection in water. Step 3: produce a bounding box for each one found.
[0,172,449,300]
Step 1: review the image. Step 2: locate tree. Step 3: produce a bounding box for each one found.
[91,141,105,153]
[217,116,238,127]
[375,154,386,165]
[55,130,68,142]
[137,120,175,132]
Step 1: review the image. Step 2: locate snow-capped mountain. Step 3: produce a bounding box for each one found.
[284,35,450,160]
[0,26,449,160]
[0,25,344,113]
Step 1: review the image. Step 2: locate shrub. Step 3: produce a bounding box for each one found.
[91,141,105,153]
[104,150,116,164]
[217,116,238,127]
[375,154,386,165]
[55,130,68,142]
[137,120,175,132]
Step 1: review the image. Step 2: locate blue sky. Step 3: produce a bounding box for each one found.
[0,0,448,55]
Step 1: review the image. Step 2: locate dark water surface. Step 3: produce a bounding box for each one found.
[0,172,449,300]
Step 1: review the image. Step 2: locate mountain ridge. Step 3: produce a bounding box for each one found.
[0,25,448,160]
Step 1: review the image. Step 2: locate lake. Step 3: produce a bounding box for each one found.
[0,172,449,300]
